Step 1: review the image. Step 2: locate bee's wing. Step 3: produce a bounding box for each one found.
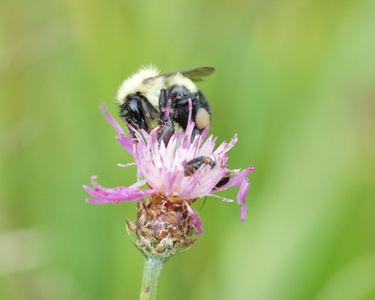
[143,67,215,83]
[174,67,215,82]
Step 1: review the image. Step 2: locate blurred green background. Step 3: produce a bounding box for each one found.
[1,0,375,299]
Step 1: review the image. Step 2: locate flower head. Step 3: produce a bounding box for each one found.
[84,103,254,256]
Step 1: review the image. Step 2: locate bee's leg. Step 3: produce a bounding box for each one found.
[191,91,211,137]
[157,116,175,146]
[194,107,211,131]
[158,89,169,122]
[192,127,202,138]
[172,94,209,138]
[126,123,137,139]
[173,94,198,108]
[197,91,211,115]
[171,94,199,131]
[140,98,157,132]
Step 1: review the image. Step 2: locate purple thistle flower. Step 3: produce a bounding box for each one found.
[84,103,254,239]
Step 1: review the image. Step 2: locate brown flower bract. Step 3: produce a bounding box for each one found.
[127,194,197,257]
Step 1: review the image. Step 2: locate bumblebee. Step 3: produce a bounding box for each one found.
[116,65,214,135]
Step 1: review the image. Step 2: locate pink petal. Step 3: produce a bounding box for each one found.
[84,176,156,204]
[165,99,172,118]
[100,104,135,154]
[118,163,136,168]
[100,104,125,136]
[209,194,234,202]
[185,201,204,236]
[237,177,250,222]
[211,165,255,192]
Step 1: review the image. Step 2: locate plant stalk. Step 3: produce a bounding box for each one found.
[140,257,167,300]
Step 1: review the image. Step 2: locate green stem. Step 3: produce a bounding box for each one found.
[140,257,167,300]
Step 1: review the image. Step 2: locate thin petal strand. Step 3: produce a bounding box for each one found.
[100,104,135,154]
[185,201,204,236]
[238,178,250,222]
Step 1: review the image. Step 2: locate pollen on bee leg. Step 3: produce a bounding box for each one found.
[195,108,210,129]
